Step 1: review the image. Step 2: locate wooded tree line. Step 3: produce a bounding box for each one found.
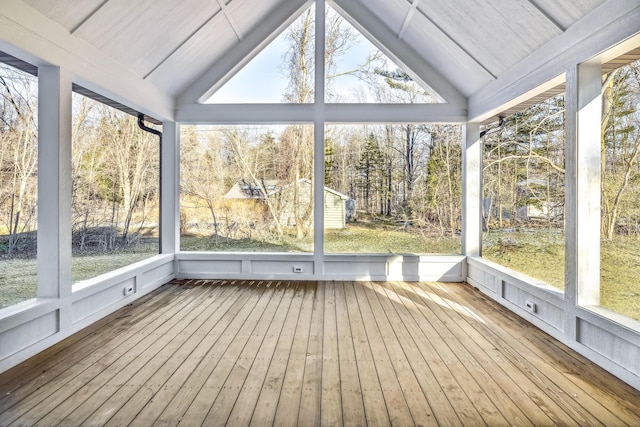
[0,63,159,257]
[71,96,159,252]
[180,120,462,242]
[482,59,640,239]
[0,65,37,256]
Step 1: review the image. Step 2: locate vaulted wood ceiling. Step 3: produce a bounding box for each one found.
[21,0,608,107]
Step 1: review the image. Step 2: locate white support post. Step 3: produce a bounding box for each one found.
[577,62,602,307]
[161,121,180,254]
[313,0,326,269]
[462,122,482,257]
[565,61,602,318]
[565,65,579,339]
[37,66,72,299]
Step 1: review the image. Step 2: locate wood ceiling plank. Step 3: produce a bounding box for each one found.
[23,0,107,33]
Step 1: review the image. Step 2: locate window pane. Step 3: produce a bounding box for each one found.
[71,94,159,284]
[180,125,314,253]
[324,6,442,104]
[600,58,640,321]
[0,62,38,308]
[324,124,461,254]
[481,94,566,289]
[207,6,315,104]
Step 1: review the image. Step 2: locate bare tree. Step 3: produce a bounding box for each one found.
[0,65,38,256]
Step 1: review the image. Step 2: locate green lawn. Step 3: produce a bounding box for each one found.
[181,223,461,254]
[482,231,565,288]
[483,231,640,320]
[0,250,157,309]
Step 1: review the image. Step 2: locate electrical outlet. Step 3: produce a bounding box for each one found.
[525,300,537,313]
[293,265,303,273]
[123,285,135,296]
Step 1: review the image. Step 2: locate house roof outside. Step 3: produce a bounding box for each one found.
[224,179,281,200]
[225,178,350,201]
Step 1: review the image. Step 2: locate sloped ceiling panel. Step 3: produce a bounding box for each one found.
[226,0,286,38]
[72,0,223,78]
[415,0,562,77]
[146,13,239,96]
[23,0,106,32]
[401,12,494,97]
[529,0,608,30]
[354,0,409,34]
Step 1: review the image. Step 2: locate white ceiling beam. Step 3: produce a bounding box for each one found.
[468,0,640,123]
[325,103,467,123]
[217,0,243,41]
[0,1,174,121]
[398,0,420,39]
[70,0,110,34]
[177,0,310,106]
[176,103,466,124]
[331,0,467,109]
[525,0,565,32]
[177,104,315,124]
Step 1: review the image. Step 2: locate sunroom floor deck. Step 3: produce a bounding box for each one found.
[1,280,639,426]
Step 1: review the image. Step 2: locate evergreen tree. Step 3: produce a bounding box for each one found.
[356,133,383,213]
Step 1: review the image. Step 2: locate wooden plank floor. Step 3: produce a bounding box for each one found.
[1,280,639,426]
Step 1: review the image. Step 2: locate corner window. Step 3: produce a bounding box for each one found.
[0,59,38,308]
[71,93,160,284]
[481,91,566,290]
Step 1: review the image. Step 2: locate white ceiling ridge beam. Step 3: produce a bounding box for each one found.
[413,6,497,79]
[0,1,173,121]
[144,8,225,79]
[217,0,243,41]
[332,0,467,109]
[468,0,640,122]
[70,0,110,34]
[398,0,420,39]
[177,0,311,106]
[176,103,467,124]
[525,0,565,32]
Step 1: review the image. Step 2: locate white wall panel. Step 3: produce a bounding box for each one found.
[0,311,58,360]
[577,318,640,376]
[71,278,136,323]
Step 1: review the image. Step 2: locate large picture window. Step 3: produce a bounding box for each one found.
[71,93,160,284]
[180,124,314,253]
[324,123,461,254]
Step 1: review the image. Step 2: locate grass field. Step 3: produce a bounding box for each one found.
[482,230,565,288]
[181,222,461,254]
[0,247,157,309]
[483,230,640,320]
[2,227,639,321]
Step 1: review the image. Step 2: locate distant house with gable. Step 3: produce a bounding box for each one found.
[225,178,351,229]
